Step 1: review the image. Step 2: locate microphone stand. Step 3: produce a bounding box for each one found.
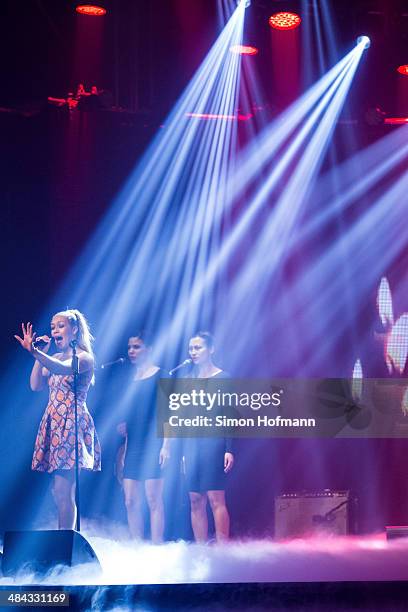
[71,340,81,532]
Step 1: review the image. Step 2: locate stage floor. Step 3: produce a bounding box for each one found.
[2,532,408,609]
[3,531,408,584]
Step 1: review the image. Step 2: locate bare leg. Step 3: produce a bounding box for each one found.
[123,478,143,539]
[189,491,208,542]
[145,479,164,544]
[52,473,76,530]
[208,490,230,541]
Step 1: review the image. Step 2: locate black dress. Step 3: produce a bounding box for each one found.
[183,371,233,493]
[119,367,165,481]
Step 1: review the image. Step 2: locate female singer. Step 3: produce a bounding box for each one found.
[15,309,101,529]
[116,332,169,542]
[184,331,234,542]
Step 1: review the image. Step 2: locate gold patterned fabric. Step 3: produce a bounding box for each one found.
[32,370,101,473]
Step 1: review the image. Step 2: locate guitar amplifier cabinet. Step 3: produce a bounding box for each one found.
[274,490,351,538]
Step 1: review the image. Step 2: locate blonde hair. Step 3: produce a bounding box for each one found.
[53,309,94,358]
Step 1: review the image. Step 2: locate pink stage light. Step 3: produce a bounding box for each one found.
[397,65,408,76]
[76,5,107,16]
[269,12,301,31]
[230,45,259,56]
[384,117,408,124]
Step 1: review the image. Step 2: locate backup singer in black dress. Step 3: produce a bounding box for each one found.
[116,332,169,542]
[183,331,234,542]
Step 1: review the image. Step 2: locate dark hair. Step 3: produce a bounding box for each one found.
[190,331,214,350]
[128,330,154,348]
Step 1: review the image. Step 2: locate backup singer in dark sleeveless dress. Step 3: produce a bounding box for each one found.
[184,331,234,542]
[116,332,170,542]
[15,310,101,529]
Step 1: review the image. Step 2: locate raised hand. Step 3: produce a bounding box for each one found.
[14,322,36,353]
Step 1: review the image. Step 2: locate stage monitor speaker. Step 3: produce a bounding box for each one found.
[386,526,408,540]
[275,491,351,539]
[1,530,100,576]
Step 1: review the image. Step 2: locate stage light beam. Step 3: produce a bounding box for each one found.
[158,44,367,364]
[356,35,371,49]
[230,44,258,55]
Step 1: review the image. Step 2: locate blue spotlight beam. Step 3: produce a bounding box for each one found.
[52,3,246,317]
[313,0,327,74]
[165,51,355,332]
[219,50,365,358]
[247,130,408,376]
[48,4,242,340]
[218,126,408,375]
[146,47,350,308]
[82,3,247,356]
[320,0,340,64]
[294,131,408,251]
[230,50,356,205]
[285,169,408,374]
[160,46,361,349]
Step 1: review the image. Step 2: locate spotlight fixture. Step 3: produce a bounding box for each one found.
[356,35,371,49]
[397,65,408,76]
[76,4,107,16]
[230,44,259,55]
[237,0,251,7]
[269,12,301,30]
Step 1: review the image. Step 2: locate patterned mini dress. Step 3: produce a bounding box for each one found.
[32,369,101,473]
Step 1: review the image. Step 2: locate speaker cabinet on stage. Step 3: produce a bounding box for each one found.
[274,491,351,539]
[1,530,100,576]
[386,526,408,540]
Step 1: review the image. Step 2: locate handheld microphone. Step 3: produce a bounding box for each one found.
[169,359,192,376]
[32,337,49,349]
[100,357,126,370]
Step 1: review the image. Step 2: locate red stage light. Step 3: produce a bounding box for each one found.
[269,12,301,30]
[230,45,259,56]
[384,117,408,125]
[397,65,408,76]
[76,5,107,16]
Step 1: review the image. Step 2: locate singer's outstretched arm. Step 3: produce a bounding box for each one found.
[15,321,93,377]
[32,347,94,376]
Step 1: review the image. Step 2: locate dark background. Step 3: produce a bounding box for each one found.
[0,0,407,537]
